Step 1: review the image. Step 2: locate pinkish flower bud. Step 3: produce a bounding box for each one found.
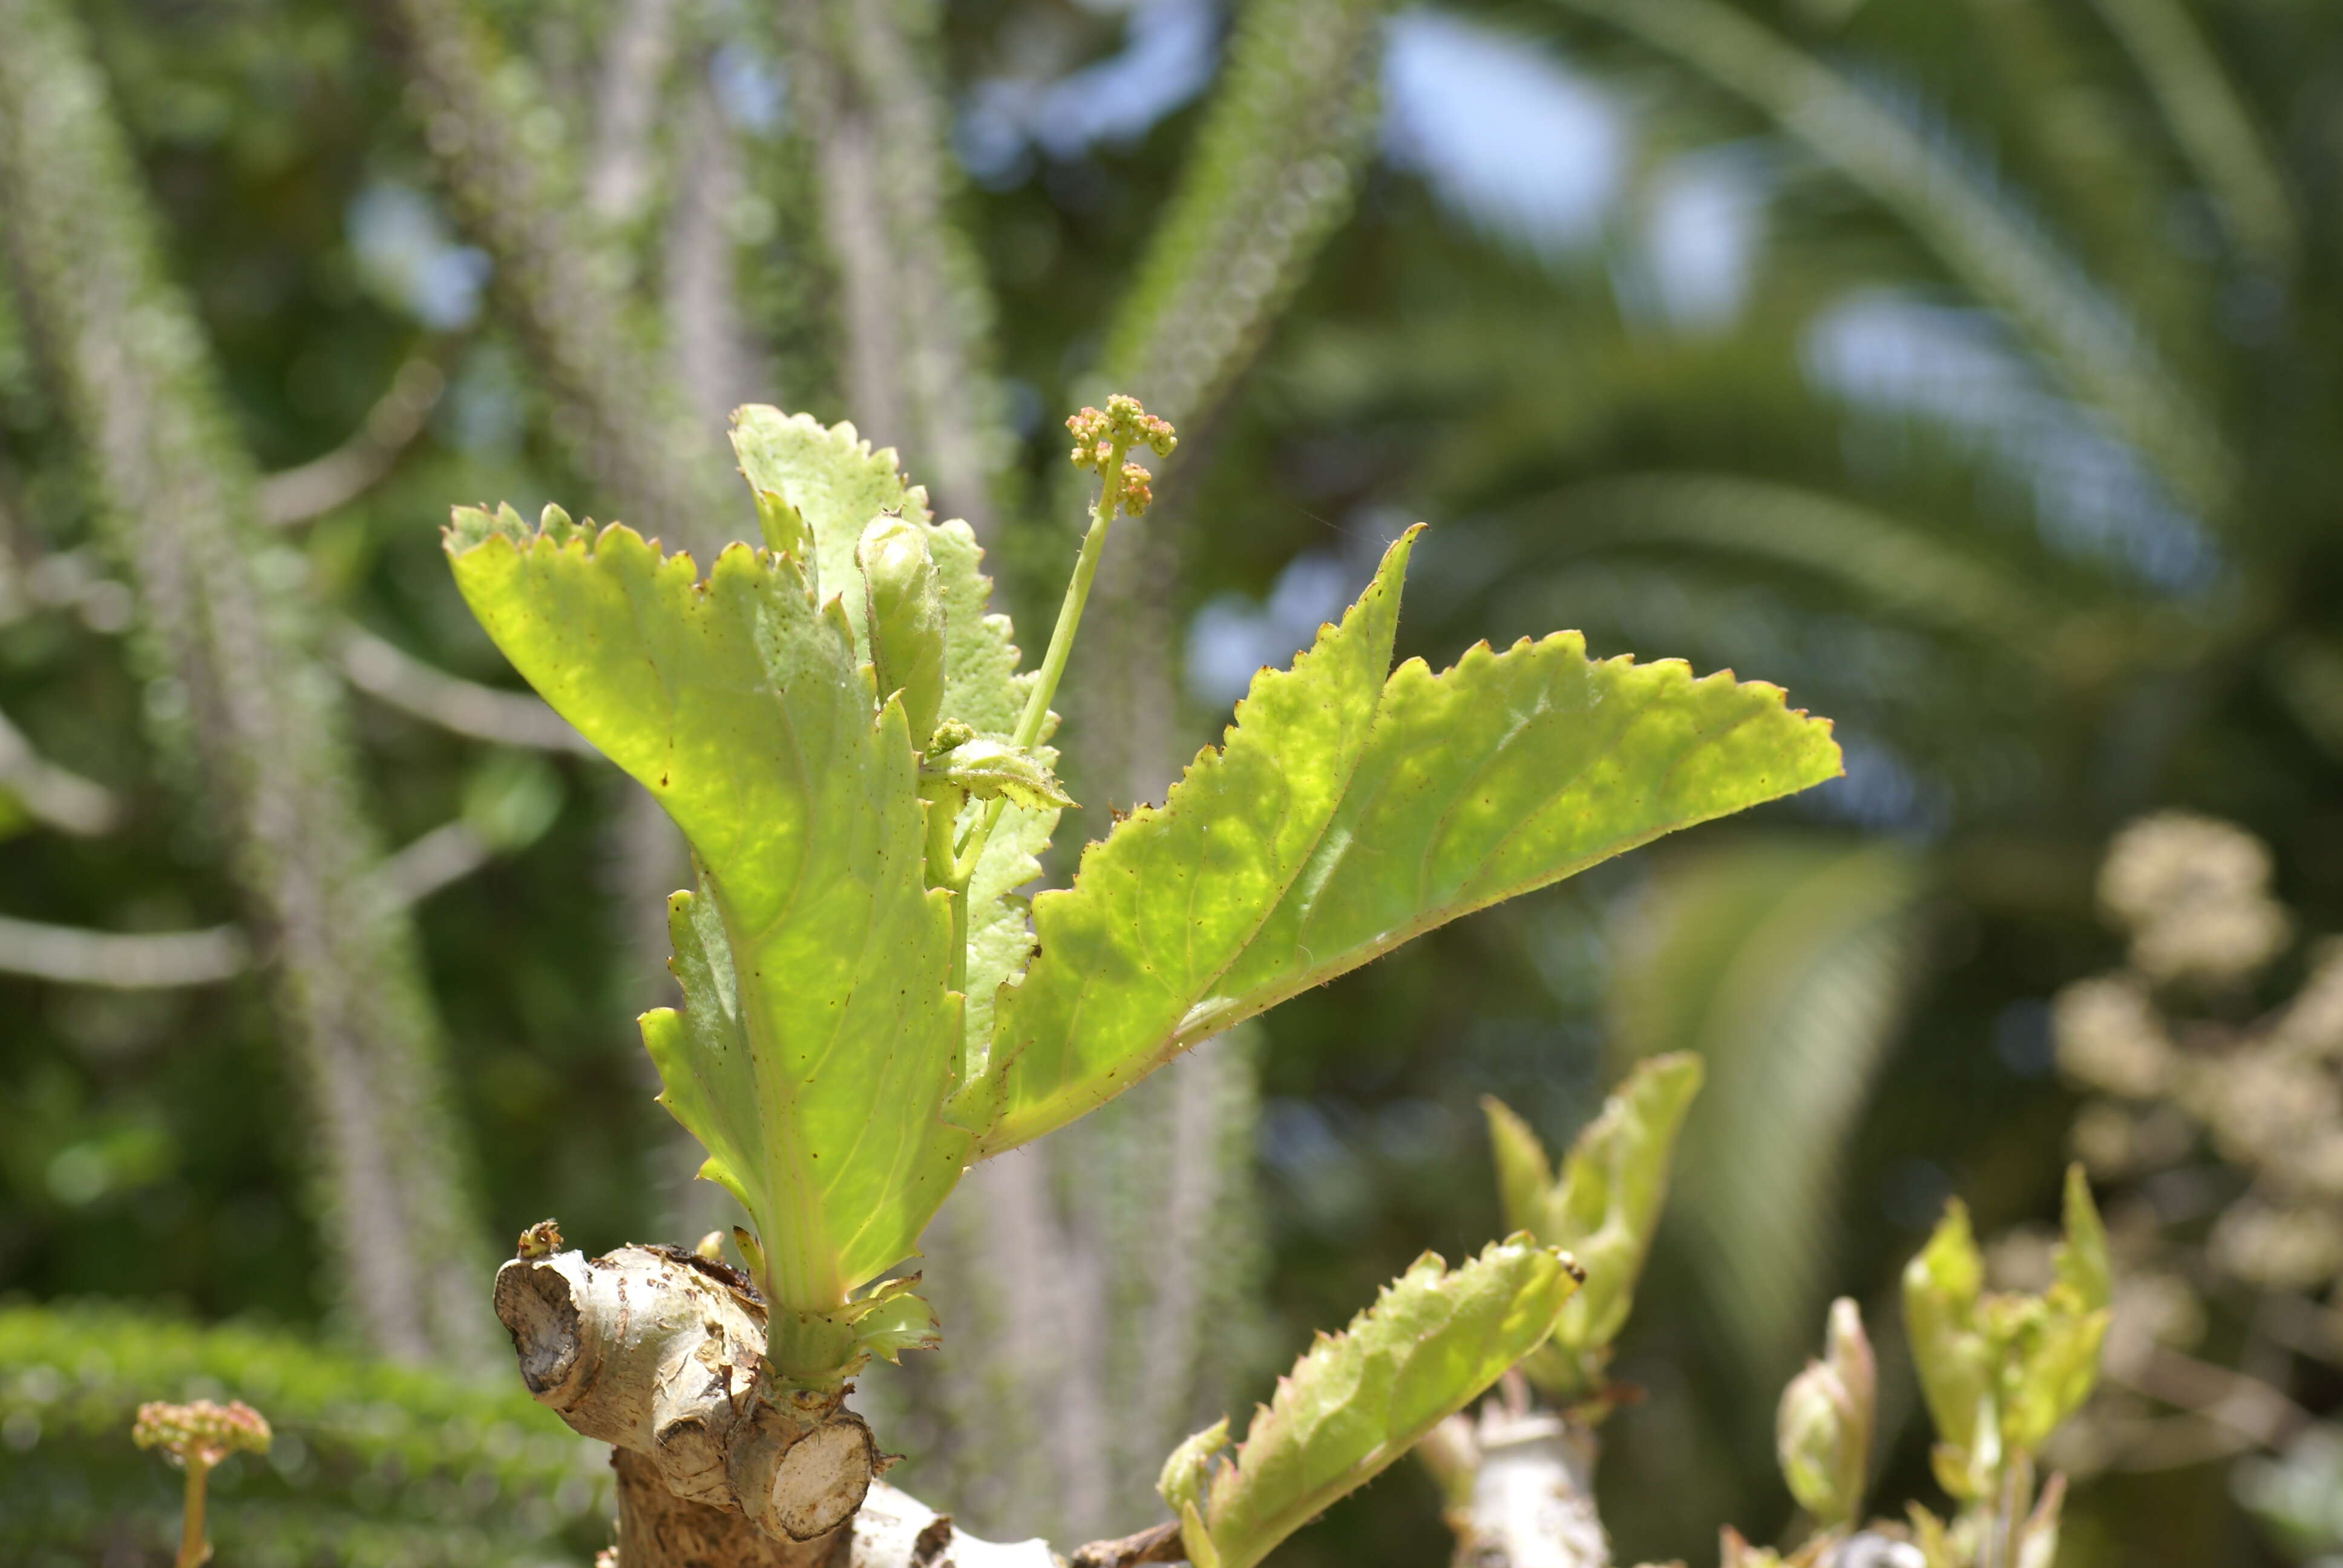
[1118,463,1155,517]
[133,1399,272,1469]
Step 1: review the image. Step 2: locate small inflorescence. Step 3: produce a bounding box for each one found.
[133,1398,272,1470]
[1066,394,1176,518]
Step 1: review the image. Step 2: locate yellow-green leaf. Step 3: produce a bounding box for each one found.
[1176,1237,1580,1568]
[1775,1298,1873,1530]
[983,526,1839,1156]
[1902,1198,1994,1492]
[2004,1166,2109,1452]
[1536,1053,1706,1397]
[729,406,1056,1077]
[445,520,967,1347]
[1481,1095,1556,1243]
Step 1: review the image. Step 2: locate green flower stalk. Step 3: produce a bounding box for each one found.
[946,396,1176,900]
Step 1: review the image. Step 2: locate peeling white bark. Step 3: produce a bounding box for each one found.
[498,1243,1095,1568]
[849,1479,1055,1568]
[496,1246,876,1543]
[606,1452,1060,1568]
[1441,1405,1610,1568]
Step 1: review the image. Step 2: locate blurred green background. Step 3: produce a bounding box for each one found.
[4,0,2342,1563]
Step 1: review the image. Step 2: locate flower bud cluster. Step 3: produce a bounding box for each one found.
[133,1399,272,1469]
[1118,463,1154,515]
[1067,396,1176,517]
[1066,394,1177,469]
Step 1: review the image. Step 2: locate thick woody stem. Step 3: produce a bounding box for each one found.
[497,1244,1064,1568]
[610,1447,842,1568]
[1441,1405,1611,1568]
[610,1454,1060,1568]
[496,1246,875,1542]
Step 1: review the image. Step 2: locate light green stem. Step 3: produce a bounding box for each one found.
[1984,1457,2029,1568]
[948,458,1127,894]
[922,782,972,995]
[1013,462,1128,753]
[176,1457,211,1568]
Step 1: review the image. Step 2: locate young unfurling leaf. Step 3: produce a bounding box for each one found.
[1162,1238,1581,1568]
[857,515,947,744]
[1484,1053,1705,1403]
[445,517,964,1383]
[1904,1197,1996,1500]
[730,407,1057,1074]
[2003,1166,2110,1453]
[1902,1165,2108,1500]
[1157,1416,1230,1523]
[1775,1298,1875,1530]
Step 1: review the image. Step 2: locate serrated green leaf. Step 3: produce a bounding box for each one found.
[1178,1237,1579,1568]
[961,887,1035,1066]
[729,406,1057,1074]
[729,405,1032,730]
[445,500,538,552]
[752,486,814,561]
[730,406,920,606]
[954,780,1060,1087]
[984,525,1840,1155]
[445,522,968,1347]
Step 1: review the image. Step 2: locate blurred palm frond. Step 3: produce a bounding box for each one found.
[1608,837,1928,1388]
